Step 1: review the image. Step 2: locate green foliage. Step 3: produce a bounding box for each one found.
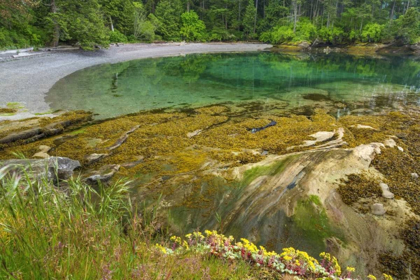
[0,0,419,49]
[208,27,236,42]
[134,9,159,42]
[389,8,420,44]
[0,25,47,49]
[60,0,110,50]
[100,0,135,35]
[361,23,385,43]
[155,0,183,41]
[318,26,345,44]
[180,11,207,42]
[266,25,295,43]
[260,19,316,44]
[109,30,128,43]
[243,0,257,39]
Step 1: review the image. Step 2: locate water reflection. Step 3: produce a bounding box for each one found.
[45,52,420,119]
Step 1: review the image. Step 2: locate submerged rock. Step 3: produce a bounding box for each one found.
[380,183,394,199]
[0,157,81,181]
[33,145,52,159]
[372,203,386,216]
[384,139,397,148]
[187,129,202,138]
[85,153,108,165]
[84,164,120,185]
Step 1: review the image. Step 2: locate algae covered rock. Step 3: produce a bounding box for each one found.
[84,164,120,185]
[372,203,386,216]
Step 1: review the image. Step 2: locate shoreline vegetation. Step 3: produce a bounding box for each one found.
[0,165,393,279]
[1,1,419,52]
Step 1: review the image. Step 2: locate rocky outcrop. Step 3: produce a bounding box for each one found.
[0,157,81,182]
[0,111,92,145]
[84,164,120,185]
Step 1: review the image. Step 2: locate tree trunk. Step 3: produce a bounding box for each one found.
[51,0,59,47]
[253,0,259,34]
[405,0,410,14]
[238,0,241,31]
[293,0,298,33]
[109,16,114,32]
[390,0,395,20]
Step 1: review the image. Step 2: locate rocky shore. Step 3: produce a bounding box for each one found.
[0,43,270,120]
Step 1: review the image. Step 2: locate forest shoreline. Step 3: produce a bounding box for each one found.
[270,42,420,56]
[0,42,270,120]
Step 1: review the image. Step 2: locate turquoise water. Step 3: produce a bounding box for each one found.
[45,52,420,119]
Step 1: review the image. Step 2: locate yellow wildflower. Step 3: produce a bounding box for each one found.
[332,257,341,276]
[367,275,377,280]
[383,274,393,280]
[283,256,293,262]
[155,244,166,254]
[346,266,355,272]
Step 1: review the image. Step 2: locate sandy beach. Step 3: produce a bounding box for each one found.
[0,43,270,119]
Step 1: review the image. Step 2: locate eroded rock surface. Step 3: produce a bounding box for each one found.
[0,104,419,278]
[0,157,81,182]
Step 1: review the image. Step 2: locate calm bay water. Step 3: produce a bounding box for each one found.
[45,52,420,118]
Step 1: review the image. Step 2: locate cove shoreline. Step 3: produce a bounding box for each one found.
[0,43,271,120]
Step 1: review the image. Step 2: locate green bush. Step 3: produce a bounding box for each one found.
[259,19,316,44]
[294,18,317,42]
[109,29,128,43]
[208,27,236,42]
[318,26,345,44]
[180,11,207,41]
[268,25,295,43]
[361,23,385,43]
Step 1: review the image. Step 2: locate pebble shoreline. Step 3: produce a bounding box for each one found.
[0,43,271,120]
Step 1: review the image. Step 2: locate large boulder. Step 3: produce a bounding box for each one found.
[0,157,81,182]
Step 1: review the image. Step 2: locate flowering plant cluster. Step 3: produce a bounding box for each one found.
[156,230,393,280]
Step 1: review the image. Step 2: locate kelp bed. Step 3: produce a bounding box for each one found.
[0,102,419,278]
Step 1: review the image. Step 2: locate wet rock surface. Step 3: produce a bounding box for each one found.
[84,164,120,185]
[0,103,419,278]
[372,203,386,216]
[0,157,81,181]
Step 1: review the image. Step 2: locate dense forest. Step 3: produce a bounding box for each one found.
[0,0,419,50]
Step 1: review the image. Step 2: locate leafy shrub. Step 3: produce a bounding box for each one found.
[259,19,316,44]
[0,27,44,49]
[109,29,128,43]
[389,8,420,44]
[361,23,385,43]
[134,13,159,42]
[180,11,207,41]
[268,25,295,43]
[208,27,236,42]
[318,26,345,44]
[294,18,317,42]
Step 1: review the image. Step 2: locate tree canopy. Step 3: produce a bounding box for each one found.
[0,0,419,49]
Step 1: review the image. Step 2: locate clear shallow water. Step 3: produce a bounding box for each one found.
[45,52,420,118]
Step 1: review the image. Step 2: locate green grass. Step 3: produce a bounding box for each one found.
[0,165,260,279]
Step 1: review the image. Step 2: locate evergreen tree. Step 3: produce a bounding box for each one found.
[155,0,184,40]
[243,0,257,38]
[180,11,206,41]
[45,0,109,49]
